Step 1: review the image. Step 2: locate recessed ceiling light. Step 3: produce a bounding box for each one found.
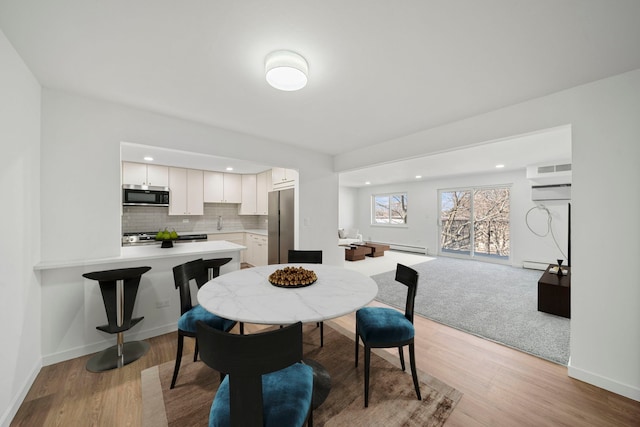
[226,167,234,171]
[365,181,371,185]
[144,156,154,161]
[496,164,505,168]
[265,50,308,91]
[415,175,422,179]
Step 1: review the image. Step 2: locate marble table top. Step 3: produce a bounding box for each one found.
[198,264,378,324]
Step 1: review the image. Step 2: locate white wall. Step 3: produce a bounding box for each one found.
[40,89,340,264]
[346,169,570,266]
[0,30,42,426]
[338,186,358,230]
[335,69,640,401]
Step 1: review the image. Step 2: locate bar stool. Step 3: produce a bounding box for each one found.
[82,266,151,372]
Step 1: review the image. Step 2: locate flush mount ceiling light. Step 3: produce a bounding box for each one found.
[265,50,308,91]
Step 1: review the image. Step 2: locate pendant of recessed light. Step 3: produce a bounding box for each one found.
[265,50,308,91]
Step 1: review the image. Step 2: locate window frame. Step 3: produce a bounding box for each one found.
[371,192,408,226]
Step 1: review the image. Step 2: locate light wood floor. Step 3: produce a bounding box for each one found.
[12,302,640,426]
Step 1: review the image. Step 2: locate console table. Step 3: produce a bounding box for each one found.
[538,264,571,318]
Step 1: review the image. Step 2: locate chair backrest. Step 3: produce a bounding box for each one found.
[83,266,151,331]
[287,249,323,264]
[201,257,232,285]
[172,258,208,315]
[197,321,304,426]
[395,263,419,323]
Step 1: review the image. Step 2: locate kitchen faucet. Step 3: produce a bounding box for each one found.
[217,215,223,231]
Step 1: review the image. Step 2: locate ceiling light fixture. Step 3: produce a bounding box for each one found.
[144,156,153,161]
[226,167,234,171]
[365,181,371,185]
[496,164,505,168]
[265,50,308,91]
[415,175,422,179]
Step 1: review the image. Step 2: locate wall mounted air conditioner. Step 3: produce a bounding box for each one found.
[526,162,572,185]
[531,183,571,201]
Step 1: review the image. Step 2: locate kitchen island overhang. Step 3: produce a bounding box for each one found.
[35,240,245,365]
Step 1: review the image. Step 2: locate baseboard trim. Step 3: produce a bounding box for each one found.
[382,243,427,255]
[0,359,42,427]
[42,323,178,366]
[568,362,640,402]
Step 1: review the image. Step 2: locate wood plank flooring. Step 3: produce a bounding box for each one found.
[12,302,640,426]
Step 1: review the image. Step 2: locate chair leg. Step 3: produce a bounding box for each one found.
[364,345,371,408]
[170,333,184,389]
[398,346,406,371]
[239,322,245,335]
[354,325,360,368]
[409,343,422,401]
[320,322,324,347]
[193,338,199,362]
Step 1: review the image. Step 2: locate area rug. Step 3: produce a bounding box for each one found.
[372,257,570,365]
[141,322,462,426]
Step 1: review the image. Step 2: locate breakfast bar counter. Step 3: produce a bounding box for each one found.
[34,240,245,270]
[35,240,245,365]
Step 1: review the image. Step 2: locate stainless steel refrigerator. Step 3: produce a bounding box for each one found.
[268,188,295,264]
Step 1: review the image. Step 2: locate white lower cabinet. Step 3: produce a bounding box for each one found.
[207,233,246,262]
[245,233,268,266]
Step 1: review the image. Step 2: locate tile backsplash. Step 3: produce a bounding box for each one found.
[122,203,267,234]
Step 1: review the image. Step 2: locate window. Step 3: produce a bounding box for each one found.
[372,193,407,225]
[439,186,510,260]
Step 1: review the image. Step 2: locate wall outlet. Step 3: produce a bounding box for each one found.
[156,300,171,309]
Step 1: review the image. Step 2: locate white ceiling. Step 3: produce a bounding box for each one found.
[1,1,638,180]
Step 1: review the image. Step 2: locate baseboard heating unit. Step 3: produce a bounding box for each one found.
[385,243,428,255]
[522,260,551,271]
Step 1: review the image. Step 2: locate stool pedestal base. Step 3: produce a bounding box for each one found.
[86,340,150,372]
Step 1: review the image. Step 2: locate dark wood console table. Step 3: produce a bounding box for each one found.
[538,264,571,318]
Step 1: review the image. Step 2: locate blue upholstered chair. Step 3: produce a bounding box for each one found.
[197,321,314,427]
[354,263,422,407]
[287,249,324,346]
[170,258,236,389]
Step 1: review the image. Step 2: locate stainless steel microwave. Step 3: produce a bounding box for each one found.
[122,184,170,206]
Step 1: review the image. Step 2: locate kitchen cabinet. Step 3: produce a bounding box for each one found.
[272,167,297,190]
[239,171,270,215]
[245,233,268,266]
[122,162,169,187]
[256,170,269,215]
[208,232,246,262]
[203,171,242,203]
[239,174,257,215]
[169,167,204,215]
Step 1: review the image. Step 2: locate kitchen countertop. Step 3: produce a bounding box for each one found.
[201,229,267,236]
[34,240,246,271]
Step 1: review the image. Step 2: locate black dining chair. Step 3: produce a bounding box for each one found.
[287,250,324,347]
[197,321,314,427]
[354,263,422,407]
[170,258,236,389]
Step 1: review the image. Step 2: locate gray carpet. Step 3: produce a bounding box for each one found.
[372,257,570,365]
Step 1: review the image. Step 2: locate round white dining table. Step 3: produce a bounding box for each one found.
[198,263,378,325]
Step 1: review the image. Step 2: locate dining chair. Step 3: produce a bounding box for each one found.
[287,250,324,347]
[197,321,314,427]
[354,263,422,407]
[170,258,237,389]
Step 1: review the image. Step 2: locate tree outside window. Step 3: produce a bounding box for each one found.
[373,193,407,225]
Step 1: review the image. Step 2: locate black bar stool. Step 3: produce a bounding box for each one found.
[82,266,151,372]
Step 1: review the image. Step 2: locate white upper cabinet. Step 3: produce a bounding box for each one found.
[204,171,242,203]
[239,174,257,215]
[256,171,269,215]
[122,162,169,187]
[272,167,297,190]
[169,167,204,215]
